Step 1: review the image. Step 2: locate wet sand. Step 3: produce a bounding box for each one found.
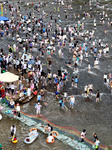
[0,0,112,149]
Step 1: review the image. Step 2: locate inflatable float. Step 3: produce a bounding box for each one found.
[46,131,59,144]
[11,138,18,144]
[46,138,54,144]
[24,128,38,144]
[51,131,59,138]
[11,135,18,143]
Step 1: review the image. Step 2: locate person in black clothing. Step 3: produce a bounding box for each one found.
[44,124,53,132]
[96,90,100,102]
[93,132,98,142]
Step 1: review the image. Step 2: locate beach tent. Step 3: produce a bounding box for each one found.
[0,72,19,82]
[0,16,9,22]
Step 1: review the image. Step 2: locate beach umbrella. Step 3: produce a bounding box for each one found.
[0,72,19,83]
[0,16,9,22]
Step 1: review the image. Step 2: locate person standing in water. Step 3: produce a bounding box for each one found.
[94,137,100,150]
[81,129,86,142]
[88,63,91,72]
[16,103,21,117]
[10,125,16,136]
[35,102,42,115]
[70,95,75,109]
[93,132,98,142]
[84,85,88,97]
[75,76,78,87]
[96,90,100,102]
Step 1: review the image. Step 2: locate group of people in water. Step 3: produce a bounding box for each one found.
[0,0,112,149]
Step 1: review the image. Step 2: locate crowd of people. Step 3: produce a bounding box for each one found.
[0,0,112,149]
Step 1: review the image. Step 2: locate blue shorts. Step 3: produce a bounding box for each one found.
[70,102,74,105]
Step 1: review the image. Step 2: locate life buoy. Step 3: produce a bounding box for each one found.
[51,131,59,138]
[30,128,37,132]
[46,138,54,144]
[11,138,18,143]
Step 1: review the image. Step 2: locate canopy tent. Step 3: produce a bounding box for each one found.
[0,16,9,22]
[0,72,19,82]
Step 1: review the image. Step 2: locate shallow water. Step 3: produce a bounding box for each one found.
[0,0,112,149]
[0,114,72,150]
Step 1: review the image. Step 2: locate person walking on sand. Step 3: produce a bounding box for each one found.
[96,90,100,102]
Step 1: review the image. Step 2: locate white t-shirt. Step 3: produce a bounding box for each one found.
[10,126,16,135]
[10,100,15,105]
[16,60,19,65]
[104,74,107,79]
[95,140,100,147]
[10,84,15,90]
[16,105,20,112]
[23,63,27,69]
[35,104,42,111]
[84,85,88,91]
[89,84,93,89]
[64,92,67,98]
[27,88,31,97]
[47,136,54,143]
[81,132,86,139]
[88,64,91,69]
[13,59,16,64]
[70,97,75,103]
[94,60,99,65]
